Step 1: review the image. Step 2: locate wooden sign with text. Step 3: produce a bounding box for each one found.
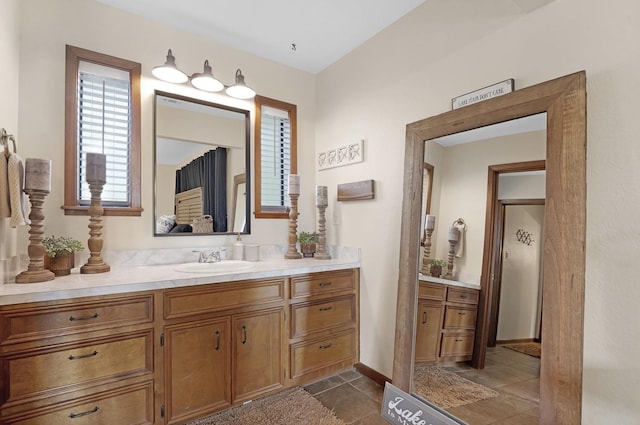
[381,383,467,425]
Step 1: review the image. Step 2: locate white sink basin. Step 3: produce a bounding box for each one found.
[176,260,255,274]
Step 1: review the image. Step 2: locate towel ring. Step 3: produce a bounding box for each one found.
[1,128,17,159]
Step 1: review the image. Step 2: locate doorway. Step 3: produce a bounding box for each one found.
[491,202,545,347]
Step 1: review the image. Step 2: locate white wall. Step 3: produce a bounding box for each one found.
[13,0,317,253]
[496,204,544,341]
[316,0,640,422]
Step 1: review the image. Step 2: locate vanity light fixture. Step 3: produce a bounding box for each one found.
[152,49,188,84]
[153,49,256,99]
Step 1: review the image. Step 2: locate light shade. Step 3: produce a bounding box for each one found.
[190,60,224,92]
[226,69,256,99]
[152,49,188,84]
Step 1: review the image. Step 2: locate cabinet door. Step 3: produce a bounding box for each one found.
[232,308,284,402]
[164,318,231,425]
[415,301,442,363]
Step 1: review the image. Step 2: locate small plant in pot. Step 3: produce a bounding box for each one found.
[298,231,319,258]
[42,236,84,276]
[428,259,447,278]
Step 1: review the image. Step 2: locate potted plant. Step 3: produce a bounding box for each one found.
[428,259,446,278]
[42,236,84,276]
[298,231,319,258]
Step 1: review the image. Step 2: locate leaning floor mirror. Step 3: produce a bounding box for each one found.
[153,91,250,236]
[394,72,586,424]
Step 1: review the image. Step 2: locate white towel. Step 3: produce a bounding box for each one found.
[0,153,10,218]
[7,152,30,227]
[454,221,466,258]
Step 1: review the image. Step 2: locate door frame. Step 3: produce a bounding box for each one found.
[487,194,546,348]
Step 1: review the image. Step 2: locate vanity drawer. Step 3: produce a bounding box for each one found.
[164,278,284,319]
[418,283,446,301]
[443,306,477,330]
[3,381,154,425]
[440,334,475,357]
[446,287,479,305]
[0,295,153,346]
[3,330,152,404]
[291,295,356,338]
[290,269,356,299]
[290,330,356,379]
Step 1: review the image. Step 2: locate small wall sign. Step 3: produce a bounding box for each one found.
[381,383,467,425]
[452,79,514,110]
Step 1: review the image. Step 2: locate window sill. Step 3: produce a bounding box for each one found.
[62,205,143,217]
[254,211,289,219]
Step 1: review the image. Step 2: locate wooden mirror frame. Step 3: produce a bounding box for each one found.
[393,71,586,424]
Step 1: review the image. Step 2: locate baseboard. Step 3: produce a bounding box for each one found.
[497,338,537,345]
[354,363,391,387]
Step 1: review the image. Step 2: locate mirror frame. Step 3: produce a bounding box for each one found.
[393,72,586,423]
[152,90,251,236]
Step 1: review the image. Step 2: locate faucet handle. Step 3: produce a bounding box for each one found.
[192,250,207,263]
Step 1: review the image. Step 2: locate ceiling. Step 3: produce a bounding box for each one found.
[96,0,426,74]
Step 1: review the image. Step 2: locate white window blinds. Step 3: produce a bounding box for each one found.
[77,64,131,206]
[260,105,291,211]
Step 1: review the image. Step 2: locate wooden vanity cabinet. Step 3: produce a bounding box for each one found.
[415,281,479,364]
[162,278,285,425]
[288,269,359,385]
[0,268,359,425]
[0,293,156,425]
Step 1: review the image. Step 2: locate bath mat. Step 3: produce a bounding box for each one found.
[501,342,541,358]
[413,365,499,409]
[185,387,345,425]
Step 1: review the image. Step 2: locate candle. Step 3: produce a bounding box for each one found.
[425,214,435,231]
[316,185,328,206]
[86,153,107,183]
[448,226,459,242]
[288,174,300,195]
[24,158,52,192]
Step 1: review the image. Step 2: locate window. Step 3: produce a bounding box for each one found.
[254,95,297,218]
[63,45,142,216]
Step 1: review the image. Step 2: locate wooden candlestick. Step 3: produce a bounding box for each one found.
[285,193,302,259]
[315,204,331,260]
[15,189,55,283]
[80,180,110,274]
[420,228,434,275]
[443,239,457,280]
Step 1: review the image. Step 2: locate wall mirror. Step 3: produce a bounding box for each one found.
[153,91,250,236]
[394,72,586,423]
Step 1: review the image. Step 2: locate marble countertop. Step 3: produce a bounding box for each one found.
[0,245,360,306]
[418,274,481,290]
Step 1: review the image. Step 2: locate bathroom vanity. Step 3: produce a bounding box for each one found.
[0,252,360,425]
[415,276,479,365]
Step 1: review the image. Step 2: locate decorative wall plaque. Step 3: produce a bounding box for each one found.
[318,139,364,170]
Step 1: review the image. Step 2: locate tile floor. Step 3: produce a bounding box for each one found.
[306,345,540,425]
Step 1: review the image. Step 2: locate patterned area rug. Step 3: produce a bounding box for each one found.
[413,365,499,409]
[185,387,345,425]
[502,342,541,358]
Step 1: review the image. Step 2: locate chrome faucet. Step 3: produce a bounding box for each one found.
[193,248,224,263]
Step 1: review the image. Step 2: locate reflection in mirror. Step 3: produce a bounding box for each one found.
[153,91,250,236]
[412,114,546,417]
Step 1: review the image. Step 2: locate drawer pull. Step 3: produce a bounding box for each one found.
[69,406,99,418]
[215,330,220,350]
[69,313,99,322]
[455,339,463,342]
[318,282,332,287]
[319,306,333,312]
[68,350,98,360]
[422,312,427,324]
[319,343,333,350]
[458,312,466,315]
[460,294,468,299]
[241,325,247,344]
